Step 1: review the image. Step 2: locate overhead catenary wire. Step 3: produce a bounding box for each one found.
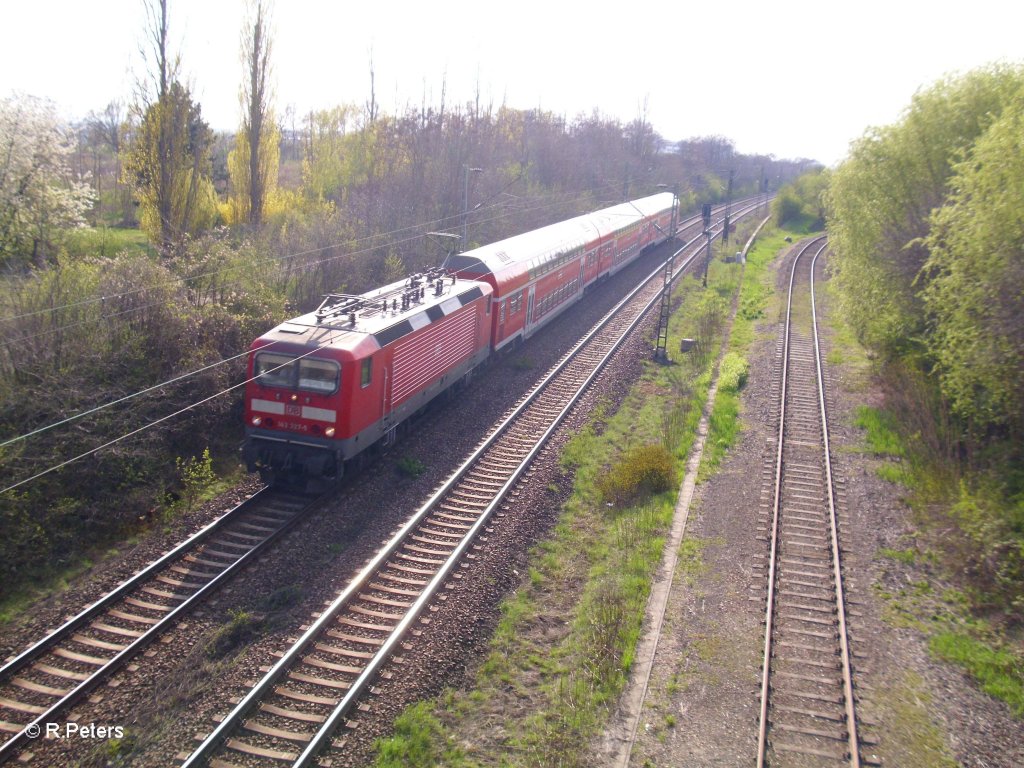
[0,180,623,327]
[0,338,338,497]
[0,185,622,452]
[0,347,253,449]
[0,182,625,350]
[0,182,639,484]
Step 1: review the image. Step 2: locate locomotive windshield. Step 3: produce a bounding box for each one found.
[254,352,339,394]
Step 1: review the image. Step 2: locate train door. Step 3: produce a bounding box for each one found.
[498,299,506,341]
[526,285,535,330]
[599,241,614,276]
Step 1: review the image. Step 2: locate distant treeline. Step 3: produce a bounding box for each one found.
[0,77,809,601]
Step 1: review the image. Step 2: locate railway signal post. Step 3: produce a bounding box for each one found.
[702,202,713,288]
[653,184,679,363]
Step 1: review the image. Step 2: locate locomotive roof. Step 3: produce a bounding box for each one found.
[255,273,491,353]
[447,192,674,278]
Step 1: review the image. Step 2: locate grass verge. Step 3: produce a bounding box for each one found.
[372,219,780,766]
[697,224,784,480]
[825,262,1024,719]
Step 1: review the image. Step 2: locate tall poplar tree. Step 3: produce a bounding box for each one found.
[124,0,216,250]
[229,0,277,228]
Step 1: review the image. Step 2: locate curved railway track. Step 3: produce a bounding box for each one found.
[181,203,762,768]
[756,237,862,767]
[0,488,320,762]
[0,199,758,766]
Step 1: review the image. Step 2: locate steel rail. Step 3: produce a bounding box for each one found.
[810,243,860,766]
[0,488,324,764]
[183,202,760,768]
[0,486,269,683]
[755,238,809,768]
[756,235,860,767]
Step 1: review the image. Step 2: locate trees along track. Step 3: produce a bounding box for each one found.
[0,488,321,763]
[181,202,763,768]
[756,238,868,767]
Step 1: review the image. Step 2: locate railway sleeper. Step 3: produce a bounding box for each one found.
[90,621,144,639]
[778,612,836,627]
[223,737,298,762]
[11,676,70,697]
[259,702,326,725]
[778,657,841,671]
[285,671,352,691]
[181,555,230,572]
[368,581,421,598]
[240,718,312,744]
[313,642,374,661]
[50,646,107,666]
[0,695,44,715]
[774,669,841,685]
[71,633,126,652]
[123,596,173,613]
[419,521,469,536]
[358,593,412,610]
[299,655,363,676]
[773,703,846,722]
[273,686,339,707]
[773,722,848,741]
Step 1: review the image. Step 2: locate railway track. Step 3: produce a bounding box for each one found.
[756,237,863,767]
[0,488,320,762]
[0,199,756,766]
[181,203,762,768]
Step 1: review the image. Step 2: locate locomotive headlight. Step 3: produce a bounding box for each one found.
[252,416,262,426]
[325,427,336,438]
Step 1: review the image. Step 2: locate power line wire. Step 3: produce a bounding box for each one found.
[0,183,622,346]
[0,339,337,497]
[0,183,633,459]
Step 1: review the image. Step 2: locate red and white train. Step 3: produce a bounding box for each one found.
[243,192,676,488]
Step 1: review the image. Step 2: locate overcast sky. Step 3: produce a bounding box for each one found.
[1,0,1021,167]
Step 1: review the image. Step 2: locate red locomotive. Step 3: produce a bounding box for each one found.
[243,193,675,488]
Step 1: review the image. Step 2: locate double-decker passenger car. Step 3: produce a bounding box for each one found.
[445,192,675,350]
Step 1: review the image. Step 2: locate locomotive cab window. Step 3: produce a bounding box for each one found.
[254,352,295,389]
[299,359,340,393]
[255,352,339,394]
[361,357,372,388]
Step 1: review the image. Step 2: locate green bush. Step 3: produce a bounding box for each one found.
[773,189,803,226]
[948,483,1024,613]
[718,352,748,393]
[396,456,426,478]
[176,448,215,510]
[597,443,676,505]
